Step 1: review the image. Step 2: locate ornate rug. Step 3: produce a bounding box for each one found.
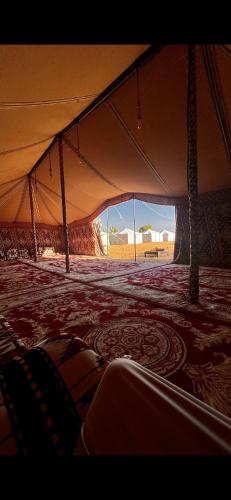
[22,256,162,282]
[0,262,72,300]
[0,271,230,418]
[0,261,20,267]
[93,264,231,324]
[0,313,26,364]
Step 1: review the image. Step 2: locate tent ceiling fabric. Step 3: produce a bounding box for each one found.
[0,44,231,226]
[0,44,149,185]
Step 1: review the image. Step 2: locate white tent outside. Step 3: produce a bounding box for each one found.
[100,231,109,253]
[110,228,143,245]
[142,230,162,243]
[142,229,175,243]
[160,230,175,242]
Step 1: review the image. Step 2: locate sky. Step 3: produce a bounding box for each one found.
[95,200,176,233]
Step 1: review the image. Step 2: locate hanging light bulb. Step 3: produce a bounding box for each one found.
[137,110,142,130]
[35,168,38,191]
[49,151,52,178]
[136,68,142,131]
[76,123,83,164]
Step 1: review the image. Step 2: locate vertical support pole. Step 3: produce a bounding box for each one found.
[28,174,38,262]
[187,45,199,303]
[58,136,70,273]
[133,195,137,262]
[107,207,109,257]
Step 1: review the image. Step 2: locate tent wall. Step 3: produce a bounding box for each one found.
[0,220,104,259]
[0,222,63,258]
[68,220,104,256]
[173,188,231,268]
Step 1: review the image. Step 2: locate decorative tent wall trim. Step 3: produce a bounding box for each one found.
[0,220,103,259]
[174,187,231,269]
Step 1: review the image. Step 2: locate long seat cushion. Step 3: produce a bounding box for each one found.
[0,334,108,455]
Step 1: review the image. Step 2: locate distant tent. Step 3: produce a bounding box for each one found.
[100,231,109,252]
[160,230,175,242]
[142,230,162,243]
[110,228,142,245]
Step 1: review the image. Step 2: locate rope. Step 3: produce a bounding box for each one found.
[14,178,28,222]
[0,93,98,109]
[142,201,175,221]
[31,180,42,223]
[112,205,130,226]
[35,185,62,225]
[36,182,63,212]
[218,44,231,60]
[33,178,88,215]
[0,176,25,188]
[202,44,231,170]
[0,136,54,156]
[63,135,124,193]
[106,99,171,194]
[0,178,24,202]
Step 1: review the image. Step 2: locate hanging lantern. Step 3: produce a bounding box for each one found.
[49,151,52,178]
[34,168,38,191]
[136,68,142,130]
[76,123,83,164]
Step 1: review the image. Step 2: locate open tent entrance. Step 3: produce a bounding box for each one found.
[95,199,176,263]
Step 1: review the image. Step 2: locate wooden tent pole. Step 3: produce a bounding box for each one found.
[28,174,38,262]
[187,45,199,303]
[107,207,109,256]
[58,136,70,273]
[133,195,137,262]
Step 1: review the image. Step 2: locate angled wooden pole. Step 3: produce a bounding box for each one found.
[133,195,137,262]
[28,174,38,262]
[107,207,109,256]
[187,45,199,303]
[58,136,70,273]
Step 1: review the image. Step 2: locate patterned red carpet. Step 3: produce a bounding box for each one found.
[93,264,231,324]
[0,260,231,417]
[28,256,160,282]
[0,262,72,299]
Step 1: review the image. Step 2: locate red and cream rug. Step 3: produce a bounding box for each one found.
[0,262,72,300]
[0,261,231,418]
[0,262,230,417]
[93,264,231,324]
[22,256,163,282]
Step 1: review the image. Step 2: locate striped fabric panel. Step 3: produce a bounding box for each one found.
[0,336,108,455]
[0,347,82,455]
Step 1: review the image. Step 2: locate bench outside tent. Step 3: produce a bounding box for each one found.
[144,248,169,258]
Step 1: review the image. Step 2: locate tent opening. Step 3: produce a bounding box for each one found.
[95,199,176,263]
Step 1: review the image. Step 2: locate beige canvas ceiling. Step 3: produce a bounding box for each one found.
[0,44,231,225]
